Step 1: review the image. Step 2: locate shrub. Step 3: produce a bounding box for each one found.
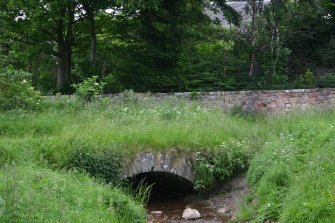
[72,76,106,103]
[0,68,42,111]
[193,153,214,193]
[159,106,180,121]
[121,89,138,103]
[294,68,316,88]
[194,139,251,193]
[190,91,199,100]
[66,142,123,185]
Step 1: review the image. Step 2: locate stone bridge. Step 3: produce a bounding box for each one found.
[123,150,195,193]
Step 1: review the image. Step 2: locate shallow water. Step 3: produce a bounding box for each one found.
[145,174,248,223]
[147,194,228,223]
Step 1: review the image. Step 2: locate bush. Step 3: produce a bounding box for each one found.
[66,142,124,185]
[194,139,252,193]
[121,89,138,103]
[294,68,316,89]
[72,76,106,103]
[0,68,42,111]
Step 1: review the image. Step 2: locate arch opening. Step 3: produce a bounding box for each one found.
[129,171,195,203]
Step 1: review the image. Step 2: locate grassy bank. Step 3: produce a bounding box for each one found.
[0,164,145,223]
[237,111,335,223]
[1,98,335,222]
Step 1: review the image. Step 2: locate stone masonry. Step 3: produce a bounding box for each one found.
[114,88,335,113]
[123,150,195,183]
[50,88,335,113]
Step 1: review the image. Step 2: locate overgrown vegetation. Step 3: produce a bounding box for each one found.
[1,0,334,221]
[0,68,42,111]
[0,163,146,223]
[235,112,335,223]
[194,140,253,193]
[1,87,335,222]
[72,76,106,103]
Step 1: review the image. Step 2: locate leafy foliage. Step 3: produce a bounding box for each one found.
[72,76,106,103]
[66,143,123,185]
[0,68,42,111]
[194,139,253,193]
[3,0,334,93]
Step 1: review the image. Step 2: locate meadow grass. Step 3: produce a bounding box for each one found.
[1,98,335,222]
[0,163,146,223]
[236,110,335,223]
[0,99,263,165]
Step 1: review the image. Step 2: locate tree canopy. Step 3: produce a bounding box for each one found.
[1,0,334,93]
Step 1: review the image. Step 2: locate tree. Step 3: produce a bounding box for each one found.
[101,0,243,92]
[0,0,82,91]
[78,0,116,67]
[245,0,264,77]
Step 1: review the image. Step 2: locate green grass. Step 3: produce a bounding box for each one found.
[240,111,335,223]
[1,98,335,222]
[0,99,263,165]
[0,164,146,223]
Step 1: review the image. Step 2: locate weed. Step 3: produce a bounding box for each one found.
[190,91,199,100]
[72,76,106,103]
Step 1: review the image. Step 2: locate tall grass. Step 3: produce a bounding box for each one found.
[238,110,335,223]
[3,101,259,144]
[1,98,335,222]
[0,163,146,223]
[129,179,154,206]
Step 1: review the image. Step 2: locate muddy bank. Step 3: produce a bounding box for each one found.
[147,174,249,223]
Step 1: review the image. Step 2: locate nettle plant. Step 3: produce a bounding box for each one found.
[72,76,106,103]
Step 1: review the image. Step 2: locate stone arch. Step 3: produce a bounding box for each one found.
[123,150,195,184]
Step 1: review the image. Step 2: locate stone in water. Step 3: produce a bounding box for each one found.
[182,208,201,220]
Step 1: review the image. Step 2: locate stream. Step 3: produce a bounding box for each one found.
[147,194,229,223]
[146,175,248,223]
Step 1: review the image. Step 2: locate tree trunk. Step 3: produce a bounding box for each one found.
[88,10,96,66]
[56,43,72,91]
[56,19,66,90]
[248,0,258,77]
[64,44,72,86]
[270,0,280,77]
[57,53,66,90]
[64,7,74,90]
[83,3,97,67]
[55,5,74,91]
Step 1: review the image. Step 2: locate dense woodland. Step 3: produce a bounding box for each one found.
[1,0,335,93]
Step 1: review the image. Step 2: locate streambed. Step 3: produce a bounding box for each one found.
[146,175,248,223]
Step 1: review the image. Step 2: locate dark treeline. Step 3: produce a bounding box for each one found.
[0,0,334,93]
